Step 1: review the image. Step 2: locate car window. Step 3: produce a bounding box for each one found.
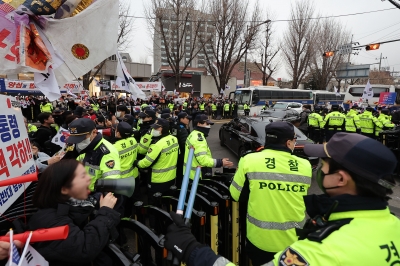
[271,103,287,109]
[293,103,301,108]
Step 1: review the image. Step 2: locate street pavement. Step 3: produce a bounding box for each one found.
[208,119,400,217]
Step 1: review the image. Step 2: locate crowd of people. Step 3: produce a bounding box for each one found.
[1,92,399,265]
[293,103,399,143]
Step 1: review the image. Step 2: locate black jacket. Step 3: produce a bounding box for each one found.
[176,122,190,154]
[28,203,120,266]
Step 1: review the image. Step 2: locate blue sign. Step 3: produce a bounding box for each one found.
[379,92,397,105]
[0,79,5,92]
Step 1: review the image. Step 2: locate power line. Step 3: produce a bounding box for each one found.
[124,7,397,23]
[356,19,400,41]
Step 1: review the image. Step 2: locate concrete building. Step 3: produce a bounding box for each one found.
[153,8,215,73]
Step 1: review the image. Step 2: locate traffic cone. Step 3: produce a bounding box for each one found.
[253,112,257,117]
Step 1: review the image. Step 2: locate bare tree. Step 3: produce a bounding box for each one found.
[200,0,262,94]
[309,18,350,90]
[82,2,134,90]
[253,20,280,86]
[281,0,317,89]
[146,0,208,90]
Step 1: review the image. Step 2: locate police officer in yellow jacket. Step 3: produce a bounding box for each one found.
[40,99,53,113]
[137,109,156,156]
[307,106,323,143]
[320,105,345,142]
[376,108,395,137]
[358,106,383,139]
[164,133,400,266]
[266,133,400,265]
[244,101,250,116]
[230,121,312,266]
[114,121,139,217]
[114,122,139,179]
[65,118,121,191]
[183,114,233,179]
[345,105,360,133]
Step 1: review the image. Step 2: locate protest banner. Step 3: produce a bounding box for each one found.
[0,95,36,213]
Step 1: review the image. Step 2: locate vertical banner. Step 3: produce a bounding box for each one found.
[0,95,36,213]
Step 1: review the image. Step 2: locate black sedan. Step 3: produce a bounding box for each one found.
[219,117,318,167]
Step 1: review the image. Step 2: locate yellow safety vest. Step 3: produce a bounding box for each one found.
[138,134,179,183]
[358,111,383,134]
[345,109,360,132]
[184,130,215,179]
[270,208,400,266]
[114,137,138,179]
[77,138,121,191]
[230,149,312,252]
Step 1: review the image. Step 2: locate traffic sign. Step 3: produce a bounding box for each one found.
[338,43,353,55]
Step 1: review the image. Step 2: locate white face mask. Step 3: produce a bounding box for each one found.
[76,137,91,152]
[116,111,121,117]
[157,114,161,118]
[200,124,211,129]
[152,129,162,137]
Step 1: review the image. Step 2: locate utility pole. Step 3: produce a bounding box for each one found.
[343,34,353,92]
[376,53,387,71]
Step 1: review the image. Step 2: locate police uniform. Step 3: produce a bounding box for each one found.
[199,102,205,112]
[91,103,100,112]
[376,109,395,137]
[137,109,156,156]
[223,103,230,119]
[307,109,323,143]
[320,106,346,142]
[28,123,38,133]
[137,118,178,193]
[230,121,312,265]
[266,133,400,266]
[114,122,139,179]
[183,115,223,179]
[345,107,360,133]
[114,122,139,217]
[358,108,383,139]
[66,118,121,191]
[244,103,250,116]
[40,102,53,113]
[176,112,191,186]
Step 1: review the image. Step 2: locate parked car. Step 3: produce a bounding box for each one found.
[219,117,318,167]
[268,102,303,113]
[259,109,300,123]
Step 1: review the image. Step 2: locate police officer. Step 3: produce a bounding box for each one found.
[183,114,233,179]
[321,104,345,142]
[24,116,37,133]
[40,99,53,113]
[376,108,395,138]
[307,106,323,143]
[164,133,400,266]
[91,101,100,112]
[65,118,121,191]
[211,102,217,119]
[244,101,250,116]
[176,112,191,186]
[137,118,178,206]
[168,101,175,112]
[223,101,230,119]
[199,101,205,113]
[230,121,312,266]
[114,122,139,217]
[358,106,383,139]
[137,109,156,155]
[345,105,360,133]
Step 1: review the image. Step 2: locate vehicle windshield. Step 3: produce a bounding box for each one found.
[234,90,251,104]
[251,121,308,141]
[270,102,287,109]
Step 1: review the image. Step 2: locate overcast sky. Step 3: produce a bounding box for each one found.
[125,0,400,81]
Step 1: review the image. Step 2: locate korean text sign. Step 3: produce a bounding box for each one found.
[379,92,397,105]
[0,95,36,213]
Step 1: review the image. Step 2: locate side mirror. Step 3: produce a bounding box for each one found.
[287,107,292,110]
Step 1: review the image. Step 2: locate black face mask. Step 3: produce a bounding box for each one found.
[195,126,210,137]
[315,165,341,194]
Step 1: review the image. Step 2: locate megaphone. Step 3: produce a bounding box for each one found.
[98,128,112,137]
[94,177,135,197]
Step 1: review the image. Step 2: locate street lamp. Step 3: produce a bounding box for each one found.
[244,20,271,88]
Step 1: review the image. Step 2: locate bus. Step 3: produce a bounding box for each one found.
[229,86,313,115]
[312,91,345,106]
[343,84,399,108]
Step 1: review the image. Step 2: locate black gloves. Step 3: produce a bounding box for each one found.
[165,212,202,263]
